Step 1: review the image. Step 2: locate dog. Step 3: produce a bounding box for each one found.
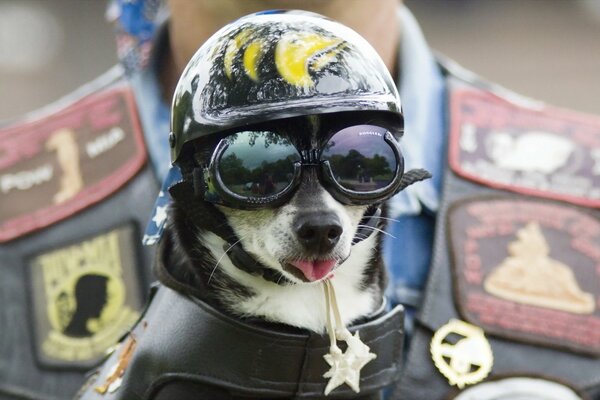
[76,112,419,400]
[153,112,402,399]
[165,113,388,333]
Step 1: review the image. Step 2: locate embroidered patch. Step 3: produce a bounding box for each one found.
[448,89,600,207]
[448,197,600,356]
[29,225,143,369]
[0,85,146,242]
[449,376,584,400]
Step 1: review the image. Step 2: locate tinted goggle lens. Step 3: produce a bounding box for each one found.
[217,131,300,198]
[210,125,402,206]
[321,125,397,192]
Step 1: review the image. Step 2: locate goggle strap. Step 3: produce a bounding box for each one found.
[396,168,432,193]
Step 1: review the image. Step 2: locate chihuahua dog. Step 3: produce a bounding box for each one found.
[164,113,390,333]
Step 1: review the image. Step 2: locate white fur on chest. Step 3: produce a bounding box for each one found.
[201,232,380,333]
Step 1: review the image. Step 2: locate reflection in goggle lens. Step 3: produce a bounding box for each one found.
[218,131,300,198]
[321,125,396,192]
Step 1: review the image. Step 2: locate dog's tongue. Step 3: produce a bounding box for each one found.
[290,259,336,281]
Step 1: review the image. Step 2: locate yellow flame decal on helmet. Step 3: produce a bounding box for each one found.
[243,41,263,81]
[224,30,252,80]
[275,32,344,88]
[224,29,264,81]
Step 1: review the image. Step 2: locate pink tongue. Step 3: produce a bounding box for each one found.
[290,259,336,281]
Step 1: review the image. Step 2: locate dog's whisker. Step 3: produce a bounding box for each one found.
[275,273,285,286]
[368,215,401,223]
[208,238,243,285]
[356,225,397,239]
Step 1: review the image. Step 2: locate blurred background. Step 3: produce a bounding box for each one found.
[0,0,599,122]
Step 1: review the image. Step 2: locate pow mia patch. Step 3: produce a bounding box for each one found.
[448,197,600,356]
[29,225,143,369]
[0,85,146,242]
[448,89,600,208]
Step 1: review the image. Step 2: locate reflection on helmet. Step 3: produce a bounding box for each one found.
[170,10,402,164]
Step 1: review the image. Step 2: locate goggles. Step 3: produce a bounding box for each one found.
[200,124,405,209]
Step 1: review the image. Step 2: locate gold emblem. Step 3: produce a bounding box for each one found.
[484,222,595,314]
[46,128,84,204]
[31,228,140,363]
[224,29,265,81]
[430,319,493,389]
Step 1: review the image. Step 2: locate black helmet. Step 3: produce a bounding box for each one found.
[170,10,402,163]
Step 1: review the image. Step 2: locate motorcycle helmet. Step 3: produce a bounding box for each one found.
[169,9,403,164]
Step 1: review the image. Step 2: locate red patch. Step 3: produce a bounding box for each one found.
[448,197,600,356]
[448,89,600,208]
[0,85,146,242]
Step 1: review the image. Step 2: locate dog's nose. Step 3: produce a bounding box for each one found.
[294,212,343,254]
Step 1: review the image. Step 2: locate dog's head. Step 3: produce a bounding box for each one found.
[161,10,408,294]
[183,111,400,285]
[153,10,420,328]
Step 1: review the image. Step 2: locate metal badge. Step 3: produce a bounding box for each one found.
[430,319,493,389]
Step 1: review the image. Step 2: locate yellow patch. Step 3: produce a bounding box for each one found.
[224,29,254,80]
[30,225,142,367]
[243,41,263,82]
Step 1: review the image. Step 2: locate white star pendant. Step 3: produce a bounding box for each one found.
[323,331,377,395]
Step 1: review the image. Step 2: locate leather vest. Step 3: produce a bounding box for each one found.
[0,67,160,400]
[74,243,405,400]
[393,66,600,400]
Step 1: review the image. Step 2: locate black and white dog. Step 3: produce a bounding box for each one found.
[165,113,389,332]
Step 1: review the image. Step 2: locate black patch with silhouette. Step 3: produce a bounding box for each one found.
[28,224,144,369]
